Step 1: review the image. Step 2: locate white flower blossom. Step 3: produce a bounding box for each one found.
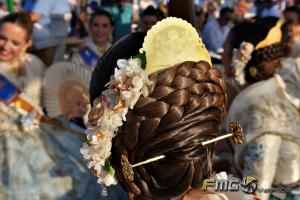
[99,110,123,134]
[97,173,117,186]
[102,89,119,108]
[231,41,254,86]
[80,139,112,162]
[117,59,128,69]
[132,76,143,90]
[122,90,141,109]
[85,127,97,140]
[128,58,141,69]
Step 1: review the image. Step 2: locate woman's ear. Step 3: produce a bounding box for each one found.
[24,39,32,51]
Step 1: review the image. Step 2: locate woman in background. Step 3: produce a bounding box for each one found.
[226,22,300,200]
[0,12,114,200]
[222,17,286,103]
[71,9,114,70]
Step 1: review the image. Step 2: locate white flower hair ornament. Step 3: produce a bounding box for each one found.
[80,58,153,186]
[231,41,254,86]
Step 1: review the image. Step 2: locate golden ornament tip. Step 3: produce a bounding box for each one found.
[121,155,134,181]
[229,121,244,144]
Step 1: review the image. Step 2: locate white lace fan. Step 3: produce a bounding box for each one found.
[43,62,91,119]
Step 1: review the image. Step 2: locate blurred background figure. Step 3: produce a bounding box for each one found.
[42,61,129,199]
[255,0,281,18]
[206,0,220,19]
[22,0,71,65]
[0,0,8,17]
[71,9,114,69]
[22,0,71,47]
[0,12,47,198]
[226,18,300,200]
[282,6,300,58]
[222,18,285,96]
[234,0,255,19]
[101,0,133,40]
[138,5,164,32]
[195,7,208,36]
[0,11,44,84]
[283,5,300,24]
[68,0,89,40]
[138,0,159,11]
[202,7,233,54]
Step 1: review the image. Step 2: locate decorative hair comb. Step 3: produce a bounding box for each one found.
[121,121,244,181]
[255,19,283,50]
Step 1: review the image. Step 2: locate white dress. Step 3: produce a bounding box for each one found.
[226,57,300,200]
[0,54,128,199]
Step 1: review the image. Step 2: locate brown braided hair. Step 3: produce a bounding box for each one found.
[244,42,286,84]
[111,60,227,199]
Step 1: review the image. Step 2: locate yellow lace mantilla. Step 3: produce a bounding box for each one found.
[140,17,212,74]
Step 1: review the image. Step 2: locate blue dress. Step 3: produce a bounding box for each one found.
[0,55,128,199]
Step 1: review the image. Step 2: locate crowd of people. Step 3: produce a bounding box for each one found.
[0,0,300,200]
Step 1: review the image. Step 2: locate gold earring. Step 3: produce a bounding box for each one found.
[249,67,257,78]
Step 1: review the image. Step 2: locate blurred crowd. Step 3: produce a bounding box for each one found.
[0,0,300,200]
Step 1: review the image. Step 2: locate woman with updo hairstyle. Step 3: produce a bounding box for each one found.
[85,18,250,200]
[112,61,227,200]
[243,18,286,84]
[222,17,286,98]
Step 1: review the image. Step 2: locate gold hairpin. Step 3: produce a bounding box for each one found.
[121,121,244,181]
[121,154,166,181]
[202,121,244,146]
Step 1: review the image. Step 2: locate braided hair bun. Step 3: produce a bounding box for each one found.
[90,30,227,199]
[111,61,227,199]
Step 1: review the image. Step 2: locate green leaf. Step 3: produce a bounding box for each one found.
[105,159,115,176]
[134,52,146,70]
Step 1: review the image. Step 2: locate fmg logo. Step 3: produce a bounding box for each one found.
[202,176,258,194]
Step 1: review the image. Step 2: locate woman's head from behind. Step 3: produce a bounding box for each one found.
[89,31,228,199]
[230,17,286,85]
[0,12,33,63]
[111,61,227,199]
[244,18,287,83]
[89,10,114,46]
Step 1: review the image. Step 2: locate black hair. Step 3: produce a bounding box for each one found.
[141,6,165,20]
[231,17,279,49]
[220,7,233,17]
[230,17,286,84]
[0,11,33,41]
[244,42,286,83]
[196,7,205,16]
[284,6,300,23]
[89,9,114,26]
[70,10,88,38]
